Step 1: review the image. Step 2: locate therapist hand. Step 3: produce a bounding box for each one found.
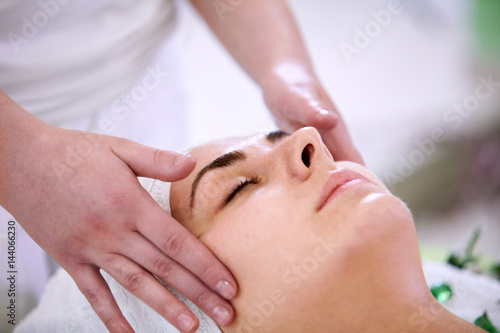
[0,95,236,333]
[261,62,364,164]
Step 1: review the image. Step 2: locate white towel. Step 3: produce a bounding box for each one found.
[14,267,221,333]
[422,260,500,326]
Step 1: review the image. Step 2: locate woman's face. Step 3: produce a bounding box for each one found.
[170,127,422,332]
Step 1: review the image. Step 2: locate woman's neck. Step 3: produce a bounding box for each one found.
[365,296,483,333]
[301,289,485,333]
[235,269,485,333]
[224,272,484,333]
[251,294,483,333]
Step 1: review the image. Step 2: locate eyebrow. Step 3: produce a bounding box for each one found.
[189,130,289,210]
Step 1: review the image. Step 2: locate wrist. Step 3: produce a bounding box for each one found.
[259,61,321,104]
[0,91,52,194]
[0,90,51,143]
[259,61,317,89]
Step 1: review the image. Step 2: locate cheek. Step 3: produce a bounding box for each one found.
[199,193,316,289]
[201,197,294,268]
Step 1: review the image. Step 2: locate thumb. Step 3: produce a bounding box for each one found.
[319,126,365,165]
[302,107,338,131]
[111,139,196,182]
[273,93,338,131]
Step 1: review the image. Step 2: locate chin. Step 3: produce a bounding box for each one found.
[325,192,415,263]
[357,192,413,231]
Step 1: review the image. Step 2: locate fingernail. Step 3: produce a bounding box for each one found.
[316,109,338,127]
[173,154,192,167]
[212,306,231,326]
[216,280,236,299]
[315,109,331,122]
[177,313,196,332]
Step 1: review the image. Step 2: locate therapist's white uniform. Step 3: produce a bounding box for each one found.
[0,0,190,328]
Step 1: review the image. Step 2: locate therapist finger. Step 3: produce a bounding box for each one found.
[318,124,364,165]
[111,138,238,301]
[138,204,238,300]
[121,231,234,327]
[110,137,197,182]
[274,105,363,164]
[273,90,364,164]
[98,254,200,333]
[271,92,339,133]
[71,265,135,333]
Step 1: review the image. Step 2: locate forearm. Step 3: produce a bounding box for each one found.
[0,91,47,204]
[0,91,46,146]
[190,0,316,85]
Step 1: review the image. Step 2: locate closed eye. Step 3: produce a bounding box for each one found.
[223,176,260,206]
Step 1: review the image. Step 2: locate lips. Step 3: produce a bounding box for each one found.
[316,169,370,211]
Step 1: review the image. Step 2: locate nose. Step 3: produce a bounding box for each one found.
[277,127,326,182]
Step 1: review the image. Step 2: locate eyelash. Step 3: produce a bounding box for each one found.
[224,176,260,206]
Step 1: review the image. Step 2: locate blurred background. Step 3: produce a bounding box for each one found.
[178,0,500,264]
